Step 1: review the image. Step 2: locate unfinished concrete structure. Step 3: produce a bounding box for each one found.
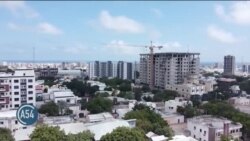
[140,52,200,89]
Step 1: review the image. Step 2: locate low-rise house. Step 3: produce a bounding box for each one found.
[0,110,26,131]
[13,119,135,141]
[165,97,191,113]
[228,97,250,106]
[86,112,114,123]
[169,135,197,141]
[146,131,168,141]
[87,80,106,91]
[187,115,242,141]
[230,85,240,94]
[166,83,205,97]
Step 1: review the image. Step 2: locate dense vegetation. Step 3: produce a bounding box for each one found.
[30,124,94,141]
[38,101,59,116]
[86,97,113,114]
[100,127,146,141]
[124,104,173,137]
[63,79,99,97]
[0,128,14,141]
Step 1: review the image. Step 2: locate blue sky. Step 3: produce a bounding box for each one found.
[0,1,250,62]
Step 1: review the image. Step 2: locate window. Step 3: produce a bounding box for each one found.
[14,80,19,83]
[28,97,33,100]
[14,104,19,108]
[28,91,33,94]
[66,99,70,103]
[0,121,3,124]
[194,126,196,130]
[14,98,19,101]
[15,120,18,124]
[14,92,19,95]
[14,86,19,89]
[28,79,33,83]
[200,129,202,132]
[9,80,11,83]
[28,85,33,88]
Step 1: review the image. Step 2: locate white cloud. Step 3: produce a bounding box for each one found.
[0,1,39,18]
[7,22,63,35]
[215,2,250,25]
[151,8,163,18]
[104,40,144,55]
[37,22,62,35]
[207,25,239,44]
[63,44,88,54]
[98,10,144,33]
[103,40,182,55]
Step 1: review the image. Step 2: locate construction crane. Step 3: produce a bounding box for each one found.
[128,41,163,89]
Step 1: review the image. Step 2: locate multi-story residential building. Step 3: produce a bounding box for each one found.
[37,67,58,77]
[140,52,200,89]
[248,65,250,74]
[0,69,36,110]
[242,64,248,73]
[88,61,135,80]
[224,55,235,76]
[187,115,242,141]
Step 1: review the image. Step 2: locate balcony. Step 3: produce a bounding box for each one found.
[0,85,9,92]
[0,97,9,104]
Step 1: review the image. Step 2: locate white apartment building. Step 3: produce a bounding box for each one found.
[0,69,36,110]
[88,61,135,80]
[187,115,242,141]
[165,97,191,113]
[166,83,205,97]
[140,52,200,89]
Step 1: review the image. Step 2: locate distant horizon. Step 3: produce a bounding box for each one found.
[1,59,246,65]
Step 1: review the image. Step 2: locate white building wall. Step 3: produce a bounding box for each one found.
[0,69,36,110]
[88,62,95,78]
[112,62,118,78]
[123,63,128,80]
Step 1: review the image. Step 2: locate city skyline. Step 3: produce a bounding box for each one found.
[0,1,250,62]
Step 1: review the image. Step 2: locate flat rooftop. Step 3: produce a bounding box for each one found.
[140,52,200,55]
[0,110,17,118]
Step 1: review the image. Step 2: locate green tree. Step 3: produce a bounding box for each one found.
[117,91,134,99]
[38,101,59,116]
[153,90,179,102]
[119,83,131,92]
[124,104,173,137]
[104,87,112,91]
[100,127,146,141]
[0,128,14,141]
[177,104,200,118]
[63,79,86,97]
[141,84,150,92]
[66,130,94,141]
[58,101,68,115]
[30,124,66,141]
[87,97,113,114]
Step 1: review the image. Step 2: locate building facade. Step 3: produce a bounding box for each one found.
[0,69,36,110]
[187,115,242,141]
[140,52,200,89]
[224,55,235,76]
[88,61,135,80]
